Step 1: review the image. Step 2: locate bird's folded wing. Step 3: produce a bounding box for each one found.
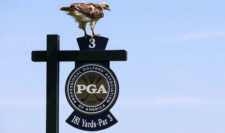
[71,3,104,18]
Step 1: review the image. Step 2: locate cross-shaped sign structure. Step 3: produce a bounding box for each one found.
[32,35,127,133]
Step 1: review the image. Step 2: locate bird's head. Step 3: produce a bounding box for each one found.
[100,2,110,11]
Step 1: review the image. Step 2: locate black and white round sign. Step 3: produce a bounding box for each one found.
[66,64,119,115]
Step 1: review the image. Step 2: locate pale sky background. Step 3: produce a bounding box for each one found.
[1,0,225,133]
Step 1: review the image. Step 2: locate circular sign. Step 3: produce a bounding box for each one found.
[66,64,119,115]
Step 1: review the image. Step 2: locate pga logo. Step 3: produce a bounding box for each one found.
[76,84,108,94]
[65,64,119,131]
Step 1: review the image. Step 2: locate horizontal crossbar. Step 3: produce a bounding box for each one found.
[32,50,127,62]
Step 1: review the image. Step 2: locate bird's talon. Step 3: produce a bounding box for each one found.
[84,34,89,39]
[92,33,100,38]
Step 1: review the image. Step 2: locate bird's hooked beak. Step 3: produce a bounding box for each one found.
[103,6,110,11]
[105,6,111,11]
[60,7,72,11]
[106,6,111,11]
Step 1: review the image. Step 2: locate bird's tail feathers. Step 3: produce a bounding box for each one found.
[60,7,73,11]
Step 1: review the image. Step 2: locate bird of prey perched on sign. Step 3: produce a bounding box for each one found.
[60,2,110,38]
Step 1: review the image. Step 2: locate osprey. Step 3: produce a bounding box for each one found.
[61,2,110,37]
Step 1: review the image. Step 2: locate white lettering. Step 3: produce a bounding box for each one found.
[86,84,97,94]
[97,84,108,94]
[76,85,86,94]
[76,84,108,94]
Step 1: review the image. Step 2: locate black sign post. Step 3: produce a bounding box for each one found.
[32,34,127,133]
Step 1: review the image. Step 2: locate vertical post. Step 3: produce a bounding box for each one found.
[46,35,60,133]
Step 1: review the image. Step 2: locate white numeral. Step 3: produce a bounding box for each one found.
[89,38,96,48]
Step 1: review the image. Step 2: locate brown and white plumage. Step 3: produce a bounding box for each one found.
[60,2,110,37]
